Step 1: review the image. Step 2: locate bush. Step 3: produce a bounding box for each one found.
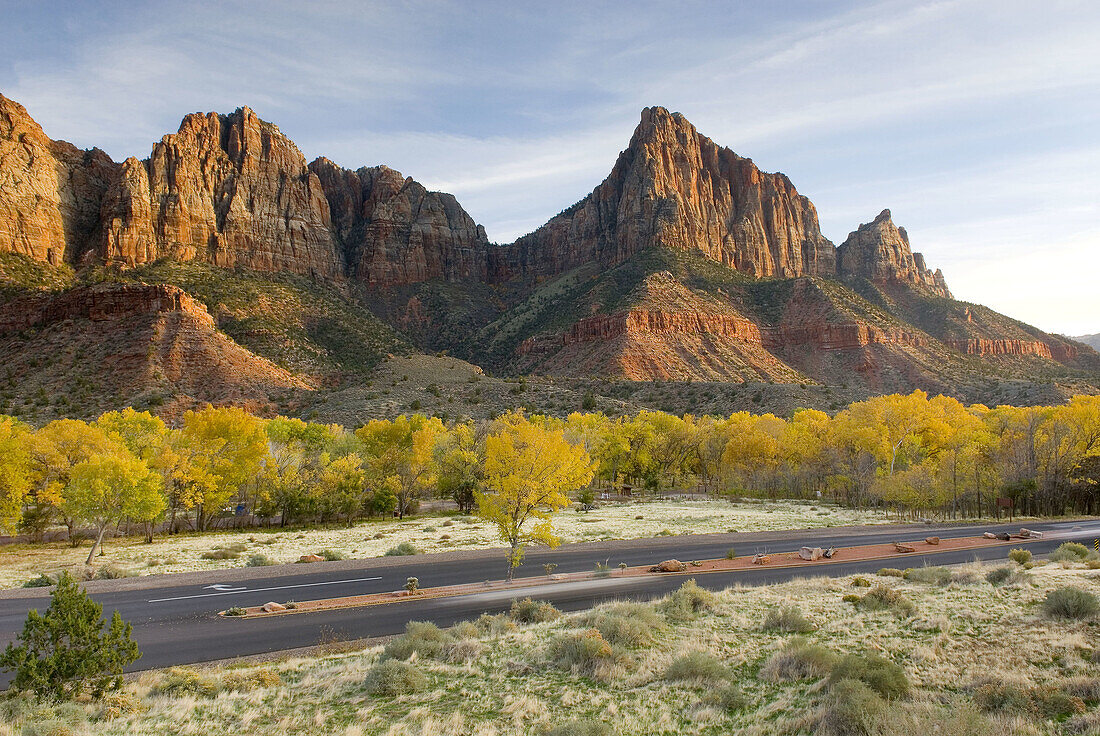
[974,679,1085,719]
[760,639,839,682]
[1008,548,1032,565]
[364,659,426,696]
[1062,676,1100,702]
[853,585,916,617]
[319,548,346,561]
[510,598,561,624]
[816,678,884,736]
[1042,587,1099,619]
[0,572,140,699]
[547,629,624,676]
[984,566,1013,585]
[545,719,612,736]
[246,554,276,567]
[661,579,715,621]
[154,667,221,698]
[876,568,904,578]
[664,651,729,683]
[221,667,282,692]
[850,576,871,588]
[763,605,814,634]
[98,690,143,719]
[382,621,449,661]
[384,542,419,556]
[1051,542,1092,563]
[584,603,662,647]
[225,606,246,616]
[828,653,909,699]
[702,683,746,712]
[22,574,55,589]
[903,566,953,586]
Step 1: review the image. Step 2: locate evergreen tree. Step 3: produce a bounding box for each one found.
[0,573,140,698]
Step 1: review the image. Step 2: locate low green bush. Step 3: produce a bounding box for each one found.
[760,639,839,682]
[664,651,729,683]
[902,566,953,586]
[877,568,904,578]
[763,605,814,634]
[364,659,426,697]
[544,719,612,736]
[22,574,55,588]
[584,602,662,647]
[817,678,884,736]
[974,679,1085,719]
[382,621,449,661]
[510,597,561,624]
[1042,587,1099,619]
[828,653,909,699]
[1008,548,1032,565]
[318,548,346,561]
[661,579,715,621]
[384,542,419,556]
[246,554,276,567]
[702,683,746,712]
[853,585,916,617]
[154,667,221,698]
[850,576,871,587]
[225,606,246,617]
[547,629,625,676]
[1051,542,1092,563]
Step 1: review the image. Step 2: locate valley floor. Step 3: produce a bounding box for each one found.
[3,557,1098,735]
[0,500,888,589]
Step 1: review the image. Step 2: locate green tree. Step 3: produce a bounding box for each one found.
[0,572,140,699]
[356,415,444,518]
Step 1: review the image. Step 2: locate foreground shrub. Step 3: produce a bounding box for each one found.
[384,542,418,556]
[974,679,1085,718]
[547,629,624,677]
[661,579,715,621]
[853,585,916,617]
[850,576,871,587]
[382,621,449,661]
[1042,587,1099,619]
[318,548,347,561]
[22,574,55,589]
[985,565,1028,586]
[221,667,282,691]
[664,651,729,683]
[510,597,561,624]
[903,566,953,586]
[1008,548,1032,565]
[702,683,746,712]
[246,553,276,567]
[154,667,221,698]
[816,678,884,736]
[876,568,904,578]
[828,653,909,700]
[1051,542,1092,563]
[364,659,425,696]
[760,639,839,682]
[584,602,662,647]
[544,719,612,736]
[763,605,814,633]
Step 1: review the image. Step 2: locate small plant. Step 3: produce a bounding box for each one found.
[22,574,55,589]
[543,563,558,577]
[618,562,628,573]
[1008,548,1032,565]
[364,659,426,696]
[404,577,420,594]
[760,639,839,682]
[246,553,276,567]
[828,652,909,699]
[154,667,220,698]
[382,621,447,660]
[584,602,663,647]
[318,548,347,561]
[702,683,746,712]
[547,628,624,677]
[974,679,1086,718]
[726,548,736,560]
[664,651,729,683]
[1051,542,1092,563]
[510,597,561,624]
[877,567,904,577]
[661,579,715,621]
[594,560,611,578]
[819,678,885,736]
[903,565,953,586]
[850,576,871,587]
[853,585,916,617]
[762,605,814,634]
[1042,587,1099,619]
[546,719,612,736]
[225,607,247,617]
[384,542,419,556]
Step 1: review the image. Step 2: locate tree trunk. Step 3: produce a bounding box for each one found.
[86,526,107,565]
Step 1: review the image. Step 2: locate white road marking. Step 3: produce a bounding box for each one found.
[203,584,247,592]
[147,576,383,603]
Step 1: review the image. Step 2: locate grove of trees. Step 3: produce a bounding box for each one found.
[1,391,1099,547]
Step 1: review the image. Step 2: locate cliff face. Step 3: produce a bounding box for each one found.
[502,106,836,280]
[309,158,490,286]
[0,94,116,265]
[838,209,950,297]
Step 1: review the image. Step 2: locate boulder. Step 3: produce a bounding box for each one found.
[996,532,1012,541]
[799,547,824,561]
[650,559,687,573]
[1018,528,1043,539]
[925,537,940,545]
[983,532,998,539]
[752,553,770,565]
[893,542,916,553]
[823,547,838,559]
[298,554,324,563]
[261,602,286,613]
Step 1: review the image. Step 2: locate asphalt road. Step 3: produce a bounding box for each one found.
[2,518,1098,687]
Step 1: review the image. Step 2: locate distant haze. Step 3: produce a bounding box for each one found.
[2,0,1098,334]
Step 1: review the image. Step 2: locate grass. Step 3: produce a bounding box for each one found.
[4,563,1099,735]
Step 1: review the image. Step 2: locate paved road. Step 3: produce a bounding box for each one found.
[2,519,1098,686]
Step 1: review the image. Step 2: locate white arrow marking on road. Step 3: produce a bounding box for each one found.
[147,576,382,603]
[203,584,247,592]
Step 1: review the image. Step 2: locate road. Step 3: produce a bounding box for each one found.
[2,519,1098,686]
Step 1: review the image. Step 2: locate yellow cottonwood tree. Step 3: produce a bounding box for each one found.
[0,416,33,532]
[476,412,595,580]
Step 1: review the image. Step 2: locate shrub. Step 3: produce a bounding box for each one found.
[876,568,903,578]
[1062,676,1100,702]
[661,579,715,621]
[404,577,419,593]
[364,659,425,696]
[1051,542,1092,563]
[585,602,662,647]
[1043,587,1099,619]
[98,690,142,719]
[842,594,861,604]
[702,683,746,712]
[547,629,624,676]
[850,576,871,588]
[319,548,346,561]
[382,621,449,661]
[545,719,612,736]
[442,637,483,663]
[763,605,814,634]
[853,585,916,617]
[903,566,953,586]
[246,554,276,567]
[154,667,221,698]
[201,547,241,560]
[760,639,839,682]
[974,679,1085,719]
[384,542,419,556]
[828,653,909,699]
[510,597,561,624]
[225,606,246,616]
[984,566,1013,585]
[817,678,885,736]
[22,574,55,589]
[0,572,140,699]
[1008,548,1032,565]
[664,651,729,683]
[222,667,282,691]
[475,613,516,636]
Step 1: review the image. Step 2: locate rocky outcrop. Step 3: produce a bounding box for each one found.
[0,282,209,332]
[100,108,339,276]
[838,210,950,297]
[0,94,116,265]
[502,107,836,280]
[309,158,490,285]
[944,338,1077,361]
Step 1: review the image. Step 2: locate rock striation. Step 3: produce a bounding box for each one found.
[837,209,950,297]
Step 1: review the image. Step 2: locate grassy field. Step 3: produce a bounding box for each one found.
[4,555,1099,735]
[0,500,888,589]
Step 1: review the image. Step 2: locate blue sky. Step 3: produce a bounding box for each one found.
[3,0,1098,335]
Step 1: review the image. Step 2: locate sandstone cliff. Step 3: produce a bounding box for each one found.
[502,106,836,280]
[837,209,950,297]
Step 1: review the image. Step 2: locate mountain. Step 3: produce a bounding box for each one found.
[0,93,1097,422]
[1073,334,1100,351]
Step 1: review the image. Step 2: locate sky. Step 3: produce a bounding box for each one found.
[2,0,1098,335]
